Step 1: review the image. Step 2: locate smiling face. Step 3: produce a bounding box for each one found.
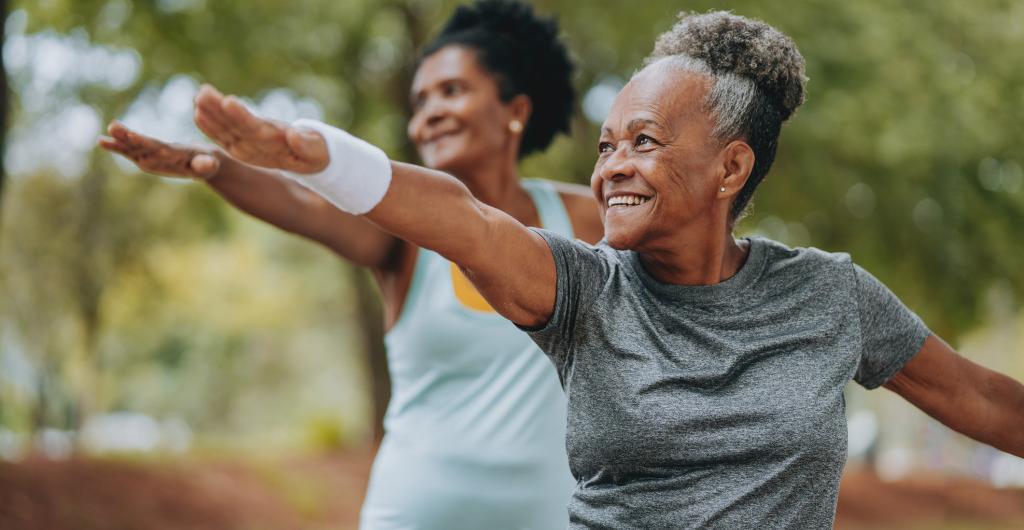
[591,62,731,251]
[408,45,522,174]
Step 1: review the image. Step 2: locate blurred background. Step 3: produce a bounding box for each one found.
[1,0,1022,528]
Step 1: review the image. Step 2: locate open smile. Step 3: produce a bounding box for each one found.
[423,129,462,145]
[606,193,653,208]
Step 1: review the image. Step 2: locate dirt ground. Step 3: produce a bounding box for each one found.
[1,450,1022,530]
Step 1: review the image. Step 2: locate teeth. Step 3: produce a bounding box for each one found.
[607,195,650,207]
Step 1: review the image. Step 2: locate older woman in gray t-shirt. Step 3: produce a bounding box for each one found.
[186,11,1024,529]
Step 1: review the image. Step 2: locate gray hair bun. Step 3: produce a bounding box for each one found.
[651,11,807,120]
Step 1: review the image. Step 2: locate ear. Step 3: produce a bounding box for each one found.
[717,140,755,199]
[507,94,532,128]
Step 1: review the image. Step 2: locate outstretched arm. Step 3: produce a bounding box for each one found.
[884,334,1024,457]
[191,85,558,327]
[372,161,556,325]
[98,122,398,267]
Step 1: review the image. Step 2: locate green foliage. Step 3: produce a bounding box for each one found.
[2,0,1022,442]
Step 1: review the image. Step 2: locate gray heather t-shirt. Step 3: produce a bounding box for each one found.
[526,230,930,529]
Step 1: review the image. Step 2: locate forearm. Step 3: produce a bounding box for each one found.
[968,370,1024,456]
[279,120,556,325]
[208,152,394,266]
[886,336,1024,457]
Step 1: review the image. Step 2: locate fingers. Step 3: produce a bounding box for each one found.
[194,105,236,148]
[194,85,240,148]
[99,120,213,179]
[192,84,302,172]
[107,120,162,152]
[219,95,292,160]
[98,134,129,154]
[285,128,329,172]
[188,153,220,178]
[103,121,164,165]
[220,95,264,135]
[98,129,156,171]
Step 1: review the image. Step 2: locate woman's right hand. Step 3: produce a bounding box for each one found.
[193,84,329,174]
[99,121,221,180]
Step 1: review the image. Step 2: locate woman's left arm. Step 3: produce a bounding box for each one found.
[884,334,1024,457]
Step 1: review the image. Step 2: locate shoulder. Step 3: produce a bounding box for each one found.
[547,181,604,245]
[531,227,618,272]
[755,236,855,283]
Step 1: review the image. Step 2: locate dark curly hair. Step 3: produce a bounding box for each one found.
[647,11,808,221]
[420,0,575,158]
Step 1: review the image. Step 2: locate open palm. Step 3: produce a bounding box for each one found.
[193,84,328,174]
[98,121,220,179]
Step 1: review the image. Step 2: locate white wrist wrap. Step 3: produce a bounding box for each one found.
[285,119,392,215]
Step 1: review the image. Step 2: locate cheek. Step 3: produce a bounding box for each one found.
[590,172,603,203]
[466,99,513,142]
[407,114,423,144]
[662,166,720,220]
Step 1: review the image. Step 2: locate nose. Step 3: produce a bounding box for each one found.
[409,95,448,141]
[420,95,450,127]
[599,142,636,183]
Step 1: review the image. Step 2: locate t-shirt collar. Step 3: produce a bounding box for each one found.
[624,237,768,304]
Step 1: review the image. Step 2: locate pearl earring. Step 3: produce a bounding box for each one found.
[508,120,524,134]
[720,187,726,192]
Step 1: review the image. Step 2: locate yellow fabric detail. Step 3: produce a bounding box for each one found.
[450,262,497,313]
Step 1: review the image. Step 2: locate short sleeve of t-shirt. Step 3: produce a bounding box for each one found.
[852,264,931,389]
[522,228,611,380]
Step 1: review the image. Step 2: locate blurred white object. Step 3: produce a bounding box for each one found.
[161,417,193,454]
[0,427,26,460]
[847,410,878,459]
[876,446,915,481]
[80,412,192,453]
[36,428,73,459]
[990,452,1024,488]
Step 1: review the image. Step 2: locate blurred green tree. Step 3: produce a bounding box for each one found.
[2,0,1021,442]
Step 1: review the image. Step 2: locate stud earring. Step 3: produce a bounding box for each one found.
[508,120,524,134]
[720,187,726,192]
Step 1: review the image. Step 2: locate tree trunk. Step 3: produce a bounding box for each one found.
[69,169,109,434]
[350,267,389,442]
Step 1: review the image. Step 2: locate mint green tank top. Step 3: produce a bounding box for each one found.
[360,179,575,529]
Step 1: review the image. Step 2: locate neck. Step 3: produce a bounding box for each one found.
[638,215,749,286]
[450,151,537,224]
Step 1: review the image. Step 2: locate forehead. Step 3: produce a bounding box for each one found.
[411,45,488,92]
[605,61,711,129]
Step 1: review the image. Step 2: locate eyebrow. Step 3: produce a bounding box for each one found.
[411,76,465,98]
[602,118,665,136]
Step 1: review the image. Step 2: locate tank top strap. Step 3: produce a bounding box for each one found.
[522,178,575,239]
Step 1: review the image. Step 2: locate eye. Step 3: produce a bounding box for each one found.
[442,81,464,97]
[598,141,614,154]
[635,134,655,148]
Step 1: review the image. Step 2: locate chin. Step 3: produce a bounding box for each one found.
[603,227,640,250]
[425,151,473,175]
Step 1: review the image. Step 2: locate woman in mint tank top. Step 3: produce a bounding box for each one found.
[101,1,602,528]
[355,3,602,526]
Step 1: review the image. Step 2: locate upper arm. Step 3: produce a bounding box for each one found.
[364,162,557,327]
[884,334,1024,456]
[460,210,557,328]
[883,335,978,423]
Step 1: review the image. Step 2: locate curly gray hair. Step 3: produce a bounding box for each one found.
[646,11,808,221]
